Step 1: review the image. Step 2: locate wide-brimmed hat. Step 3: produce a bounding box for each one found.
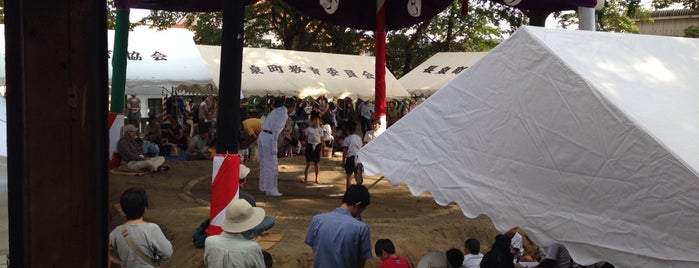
[417,251,447,268]
[239,164,250,179]
[221,199,265,233]
[123,124,138,132]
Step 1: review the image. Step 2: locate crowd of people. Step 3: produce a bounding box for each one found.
[110,94,620,267]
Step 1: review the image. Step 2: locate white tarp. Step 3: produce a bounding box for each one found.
[359,26,699,267]
[399,52,486,96]
[108,27,215,95]
[197,45,410,99]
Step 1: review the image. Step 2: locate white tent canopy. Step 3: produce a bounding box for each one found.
[359,26,699,267]
[107,27,215,95]
[399,52,486,96]
[197,45,410,99]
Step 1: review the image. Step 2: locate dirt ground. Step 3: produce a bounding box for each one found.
[108,153,535,267]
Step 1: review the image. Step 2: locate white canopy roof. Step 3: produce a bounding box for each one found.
[197,45,410,99]
[359,26,699,267]
[107,27,215,95]
[399,52,487,96]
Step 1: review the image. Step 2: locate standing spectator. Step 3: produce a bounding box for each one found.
[358,99,374,136]
[117,124,168,172]
[480,234,515,268]
[463,238,484,268]
[304,115,324,184]
[198,96,211,129]
[109,188,172,267]
[386,101,399,127]
[375,239,410,268]
[363,119,381,145]
[446,248,465,268]
[204,199,267,268]
[342,122,363,190]
[305,185,372,268]
[126,95,142,131]
[258,98,296,197]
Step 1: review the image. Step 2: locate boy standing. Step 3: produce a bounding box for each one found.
[304,116,324,184]
[342,122,363,190]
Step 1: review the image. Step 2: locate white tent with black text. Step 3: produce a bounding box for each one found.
[399,52,486,96]
[197,45,409,99]
[359,26,699,267]
[107,27,216,96]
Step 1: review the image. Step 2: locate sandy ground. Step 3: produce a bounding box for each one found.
[108,153,535,267]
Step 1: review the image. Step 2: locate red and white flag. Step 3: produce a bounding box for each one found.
[108,112,124,169]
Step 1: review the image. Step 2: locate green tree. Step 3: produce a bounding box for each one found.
[684,25,699,37]
[554,0,652,33]
[652,0,699,10]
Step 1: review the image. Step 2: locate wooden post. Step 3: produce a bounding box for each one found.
[5,0,109,266]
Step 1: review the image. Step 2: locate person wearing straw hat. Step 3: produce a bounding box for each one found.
[204,199,267,268]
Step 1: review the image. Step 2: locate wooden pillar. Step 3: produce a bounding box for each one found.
[5,0,109,266]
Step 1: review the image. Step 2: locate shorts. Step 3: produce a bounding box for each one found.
[344,155,358,175]
[305,143,321,163]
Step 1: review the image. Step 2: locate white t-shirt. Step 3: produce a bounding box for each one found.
[343,134,363,158]
[543,243,571,268]
[511,232,523,257]
[321,124,333,140]
[363,130,379,144]
[463,253,483,268]
[304,126,323,145]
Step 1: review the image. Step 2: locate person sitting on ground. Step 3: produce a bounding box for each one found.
[363,119,381,145]
[480,234,515,268]
[505,227,525,260]
[204,199,267,268]
[304,115,324,184]
[375,238,410,268]
[186,126,212,160]
[238,164,275,240]
[446,248,465,268]
[109,187,173,267]
[463,238,484,268]
[536,242,572,268]
[417,251,447,268]
[305,185,372,268]
[341,122,364,190]
[117,124,169,172]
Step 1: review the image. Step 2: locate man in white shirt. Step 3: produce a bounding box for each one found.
[463,238,483,268]
[258,98,296,196]
[505,226,524,259]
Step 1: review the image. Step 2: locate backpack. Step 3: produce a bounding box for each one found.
[192,219,210,248]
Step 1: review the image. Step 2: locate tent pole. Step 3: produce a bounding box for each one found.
[216,0,243,154]
[110,9,130,113]
[375,0,387,132]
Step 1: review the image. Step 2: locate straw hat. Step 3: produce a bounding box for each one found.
[417,251,447,268]
[221,199,265,233]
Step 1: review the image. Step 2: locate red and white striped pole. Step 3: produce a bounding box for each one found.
[375,0,387,132]
[206,154,240,236]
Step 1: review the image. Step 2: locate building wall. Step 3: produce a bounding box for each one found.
[635,9,699,37]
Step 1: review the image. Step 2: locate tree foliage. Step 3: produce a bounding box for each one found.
[554,0,652,33]
[685,25,699,37]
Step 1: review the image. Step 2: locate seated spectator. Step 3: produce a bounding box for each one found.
[109,187,172,267]
[375,238,410,268]
[480,234,515,268]
[446,248,465,268]
[204,199,267,268]
[363,119,381,145]
[536,243,571,268]
[505,227,524,260]
[186,126,212,160]
[463,238,484,268]
[238,164,275,240]
[117,124,169,172]
[417,251,447,268]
